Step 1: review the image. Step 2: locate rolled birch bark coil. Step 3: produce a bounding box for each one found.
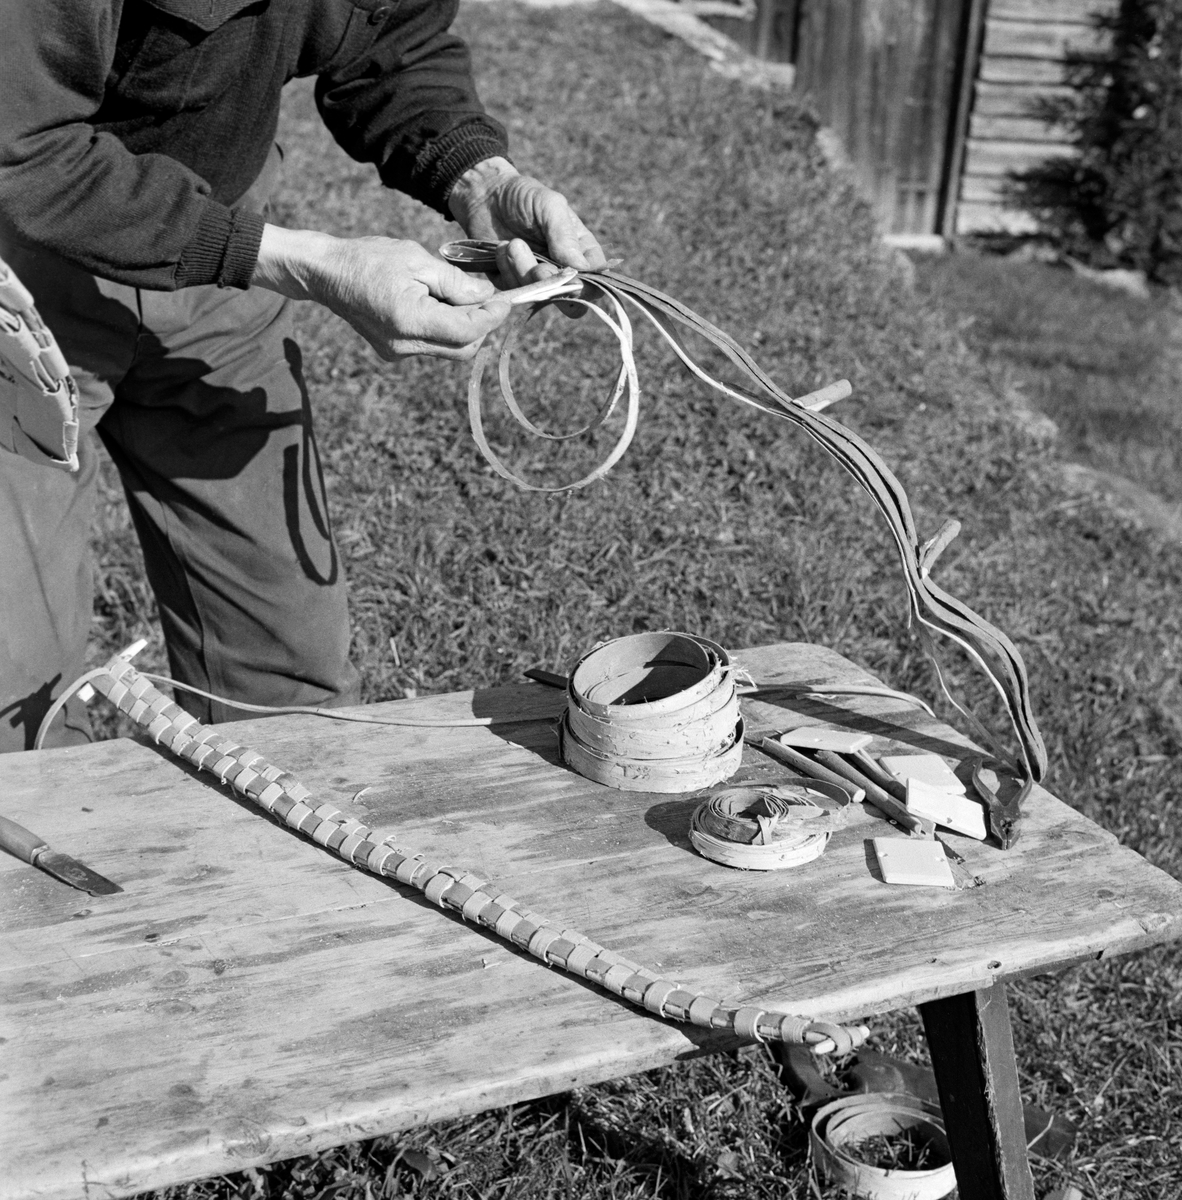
[559,632,743,792]
[810,1094,956,1200]
[82,652,869,1055]
[690,781,852,870]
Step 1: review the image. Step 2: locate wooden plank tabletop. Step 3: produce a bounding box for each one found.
[3,642,1181,1200]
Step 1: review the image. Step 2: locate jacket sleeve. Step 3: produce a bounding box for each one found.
[314,0,509,215]
[0,1,262,291]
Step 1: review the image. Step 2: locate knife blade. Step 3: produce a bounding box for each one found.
[0,813,123,895]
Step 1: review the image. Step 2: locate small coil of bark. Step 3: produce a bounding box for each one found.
[810,1093,956,1199]
[559,632,743,793]
[689,781,852,870]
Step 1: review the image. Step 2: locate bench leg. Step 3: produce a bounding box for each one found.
[919,982,1035,1200]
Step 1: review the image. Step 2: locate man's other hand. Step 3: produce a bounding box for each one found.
[252,227,511,361]
[446,157,607,288]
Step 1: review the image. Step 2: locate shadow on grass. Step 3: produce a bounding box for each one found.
[563,1097,707,1198]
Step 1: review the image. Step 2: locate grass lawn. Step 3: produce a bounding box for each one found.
[84,3,1182,1197]
[912,251,1182,506]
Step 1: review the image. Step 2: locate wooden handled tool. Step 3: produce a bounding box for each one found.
[745,736,866,804]
[809,750,934,839]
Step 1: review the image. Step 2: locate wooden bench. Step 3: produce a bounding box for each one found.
[4,642,1181,1199]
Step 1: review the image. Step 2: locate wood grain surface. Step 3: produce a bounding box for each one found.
[963,138,1076,177]
[955,201,1039,235]
[971,81,1074,119]
[3,643,1181,1200]
[988,0,1114,21]
[969,114,1072,144]
[978,55,1070,86]
[983,16,1107,61]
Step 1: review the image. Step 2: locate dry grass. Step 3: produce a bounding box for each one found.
[78,4,1182,1197]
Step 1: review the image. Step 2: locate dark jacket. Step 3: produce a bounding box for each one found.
[0,0,509,290]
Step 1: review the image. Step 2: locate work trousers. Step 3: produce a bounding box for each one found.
[0,236,360,754]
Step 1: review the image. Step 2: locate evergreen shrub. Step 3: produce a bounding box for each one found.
[1008,0,1182,284]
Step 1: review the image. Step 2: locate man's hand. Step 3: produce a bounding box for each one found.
[447,157,607,288]
[252,226,511,361]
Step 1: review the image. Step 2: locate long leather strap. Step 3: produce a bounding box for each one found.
[466,268,1048,785]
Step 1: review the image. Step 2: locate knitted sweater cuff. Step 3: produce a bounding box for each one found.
[175,204,266,289]
[408,121,511,215]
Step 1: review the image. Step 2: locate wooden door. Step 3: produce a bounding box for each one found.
[794,0,981,235]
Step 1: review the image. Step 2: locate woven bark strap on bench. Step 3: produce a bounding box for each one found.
[84,653,868,1055]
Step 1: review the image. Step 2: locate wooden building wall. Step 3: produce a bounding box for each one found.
[692,0,1115,238]
[700,0,983,235]
[956,0,1112,233]
[793,0,979,236]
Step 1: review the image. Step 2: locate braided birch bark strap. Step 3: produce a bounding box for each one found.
[88,654,867,1055]
[466,267,1048,787]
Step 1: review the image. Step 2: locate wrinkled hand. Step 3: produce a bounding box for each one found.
[447,157,607,288]
[253,226,511,361]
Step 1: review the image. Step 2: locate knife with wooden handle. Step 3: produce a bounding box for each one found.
[0,814,122,894]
